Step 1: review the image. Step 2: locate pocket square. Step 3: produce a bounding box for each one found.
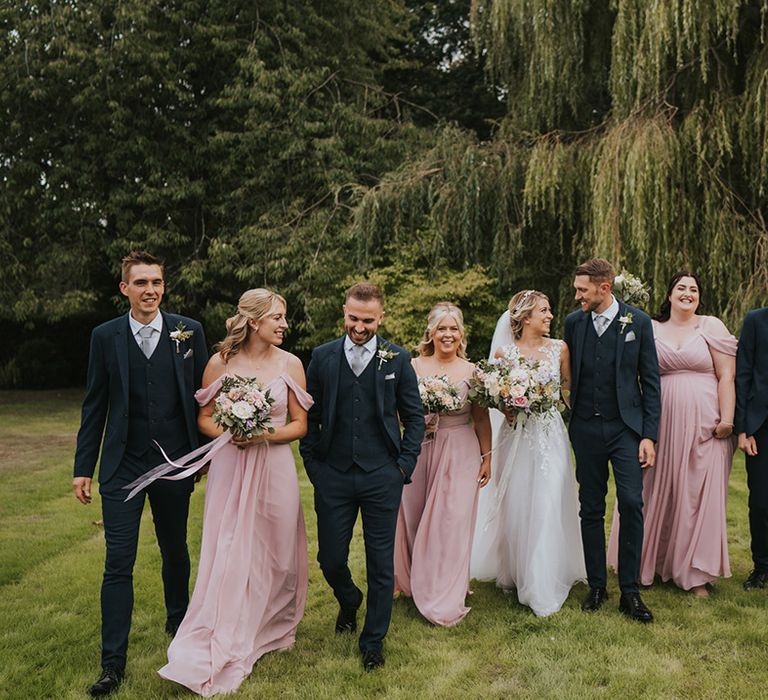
[624,331,636,342]
[385,373,396,380]
[183,348,194,359]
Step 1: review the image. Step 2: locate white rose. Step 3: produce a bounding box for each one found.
[510,384,526,399]
[486,376,501,397]
[231,400,255,420]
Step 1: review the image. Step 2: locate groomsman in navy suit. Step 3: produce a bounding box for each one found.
[72,251,208,696]
[564,258,661,622]
[735,306,768,590]
[300,282,424,671]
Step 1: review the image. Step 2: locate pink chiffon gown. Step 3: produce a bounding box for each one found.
[394,379,482,626]
[159,373,312,697]
[607,328,737,590]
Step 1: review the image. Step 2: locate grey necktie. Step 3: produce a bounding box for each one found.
[594,315,609,337]
[349,344,367,376]
[138,325,155,359]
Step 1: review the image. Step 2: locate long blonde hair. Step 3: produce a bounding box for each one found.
[508,290,548,339]
[216,288,286,361]
[416,302,468,358]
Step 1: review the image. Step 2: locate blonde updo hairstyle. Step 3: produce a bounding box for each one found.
[416,302,468,359]
[216,288,286,362]
[508,290,548,339]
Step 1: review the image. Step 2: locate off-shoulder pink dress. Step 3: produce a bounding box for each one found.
[393,379,482,626]
[159,373,312,697]
[607,328,737,589]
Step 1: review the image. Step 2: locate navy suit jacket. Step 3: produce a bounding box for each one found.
[299,336,424,482]
[73,311,208,484]
[735,307,768,437]
[564,302,661,442]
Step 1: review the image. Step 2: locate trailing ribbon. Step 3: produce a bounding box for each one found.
[122,432,231,501]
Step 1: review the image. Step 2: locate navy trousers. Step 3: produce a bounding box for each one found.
[99,451,193,670]
[312,463,404,653]
[570,414,644,593]
[746,420,768,572]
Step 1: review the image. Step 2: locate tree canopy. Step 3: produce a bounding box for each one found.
[1,1,767,387]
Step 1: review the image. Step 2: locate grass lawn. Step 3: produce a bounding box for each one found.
[1,390,767,699]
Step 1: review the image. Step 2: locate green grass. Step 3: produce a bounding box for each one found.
[1,390,767,699]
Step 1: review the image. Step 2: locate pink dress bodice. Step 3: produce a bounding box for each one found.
[195,372,313,426]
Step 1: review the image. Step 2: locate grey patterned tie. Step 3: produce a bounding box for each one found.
[594,315,609,337]
[138,325,155,359]
[349,344,367,376]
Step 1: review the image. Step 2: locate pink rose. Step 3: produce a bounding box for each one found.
[512,395,529,409]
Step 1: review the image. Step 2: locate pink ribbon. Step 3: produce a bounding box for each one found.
[122,432,231,501]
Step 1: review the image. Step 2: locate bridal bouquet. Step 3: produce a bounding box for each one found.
[613,270,650,308]
[469,357,563,424]
[213,375,275,439]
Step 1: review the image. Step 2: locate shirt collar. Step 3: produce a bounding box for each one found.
[591,295,620,324]
[344,334,378,355]
[129,311,163,336]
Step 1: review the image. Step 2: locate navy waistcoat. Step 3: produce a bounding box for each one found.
[325,351,395,472]
[126,331,189,459]
[574,316,620,420]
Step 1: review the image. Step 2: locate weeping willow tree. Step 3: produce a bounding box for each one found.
[350,0,768,330]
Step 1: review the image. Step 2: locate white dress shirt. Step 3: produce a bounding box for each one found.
[591,296,619,335]
[344,334,378,373]
[129,311,164,357]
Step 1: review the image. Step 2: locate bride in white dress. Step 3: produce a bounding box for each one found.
[471,290,586,616]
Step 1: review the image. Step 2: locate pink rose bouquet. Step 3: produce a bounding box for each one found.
[213,375,275,439]
[469,355,563,425]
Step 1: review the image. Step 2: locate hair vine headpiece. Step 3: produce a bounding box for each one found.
[512,289,535,315]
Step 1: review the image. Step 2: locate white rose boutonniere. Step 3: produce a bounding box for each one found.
[376,342,399,370]
[169,321,194,353]
[619,312,634,335]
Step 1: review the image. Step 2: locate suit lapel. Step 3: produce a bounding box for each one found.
[162,311,187,400]
[374,337,385,419]
[325,337,344,433]
[573,313,590,389]
[615,302,626,378]
[115,315,130,401]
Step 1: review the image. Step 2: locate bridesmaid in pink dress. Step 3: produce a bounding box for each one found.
[159,289,312,696]
[394,302,491,625]
[607,272,736,597]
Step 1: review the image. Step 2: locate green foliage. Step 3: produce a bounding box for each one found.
[367,263,498,361]
[352,1,768,330]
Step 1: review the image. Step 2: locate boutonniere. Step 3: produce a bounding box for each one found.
[619,312,634,335]
[376,342,399,370]
[169,321,194,353]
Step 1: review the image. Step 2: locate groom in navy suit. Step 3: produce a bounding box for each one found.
[564,258,661,622]
[72,251,208,696]
[735,306,768,590]
[300,282,424,671]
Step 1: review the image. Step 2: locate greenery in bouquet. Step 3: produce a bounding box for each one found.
[213,375,275,439]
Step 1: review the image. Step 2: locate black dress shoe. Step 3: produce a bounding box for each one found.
[743,569,768,590]
[88,667,124,697]
[165,619,180,637]
[335,588,364,634]
[619,592,654,623]
[362,650,385,671]
[581,587,608,612]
